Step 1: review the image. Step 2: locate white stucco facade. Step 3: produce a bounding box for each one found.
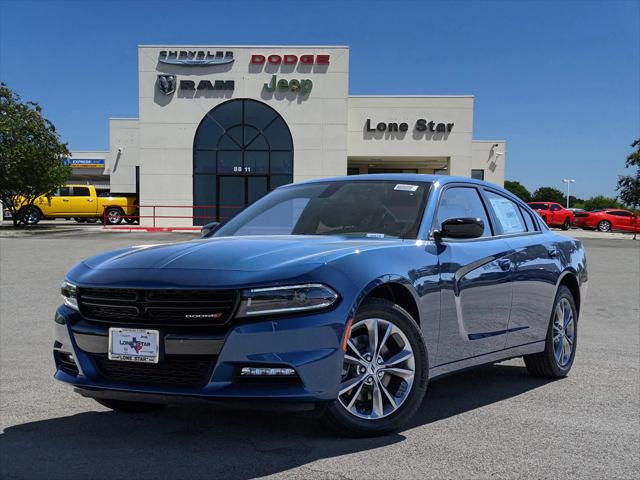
[89,45,506,226]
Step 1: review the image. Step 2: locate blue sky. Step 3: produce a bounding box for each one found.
[1,0,638,198]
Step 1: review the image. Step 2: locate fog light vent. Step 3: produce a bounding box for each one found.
[240,367,296,377]
[54,351,79,376]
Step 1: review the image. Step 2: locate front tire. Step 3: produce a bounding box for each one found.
[20,206,41,225]
[322,298,428,437]
[524,285,578,378]
[95,398,166,413]
[597,220,611,232]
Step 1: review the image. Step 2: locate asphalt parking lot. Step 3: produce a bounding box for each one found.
[1,231,638,479]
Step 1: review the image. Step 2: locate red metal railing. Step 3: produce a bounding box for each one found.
[102,204,243,232]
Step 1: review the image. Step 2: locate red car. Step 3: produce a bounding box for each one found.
[527,202,574,230]
[573,209,640,232]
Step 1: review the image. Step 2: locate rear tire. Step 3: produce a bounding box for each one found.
[95,398,166,413]
[104,207,124,225]
[524,285,577,378]
[597,220,611,232]
[322,298,428,437]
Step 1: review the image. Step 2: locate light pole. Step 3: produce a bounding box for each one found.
[563,179,575,208]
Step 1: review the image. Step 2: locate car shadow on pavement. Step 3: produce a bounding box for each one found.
[0,364,554,480]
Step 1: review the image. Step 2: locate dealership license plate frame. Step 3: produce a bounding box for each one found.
[108,327,160,364]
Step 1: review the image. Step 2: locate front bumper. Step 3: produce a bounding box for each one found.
[53,304,349,403]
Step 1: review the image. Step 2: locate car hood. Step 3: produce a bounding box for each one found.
[82,235,398,272]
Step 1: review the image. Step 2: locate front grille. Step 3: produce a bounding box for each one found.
[91,354,215,388]
[77,287,238,326]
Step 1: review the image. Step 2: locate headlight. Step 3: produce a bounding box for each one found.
[60,280,79,311]
[236,283,339,317]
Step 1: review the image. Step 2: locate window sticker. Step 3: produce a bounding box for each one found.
[489,197,524,233]
[365,233,385,238]
[394,184,419,192]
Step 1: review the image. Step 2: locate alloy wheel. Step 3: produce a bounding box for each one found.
[552,298,575,368]
[107,209,121,224]
[22,208,39,225]
[598,221,611,232]
[338,318,415,419]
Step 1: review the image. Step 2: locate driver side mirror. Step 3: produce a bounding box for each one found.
[434,217,484,240]
[201,221,221,238]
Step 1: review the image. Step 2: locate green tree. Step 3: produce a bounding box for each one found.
[583,195,622,211]
[504,180,531,202]
[0,83,70,226]
[532,186,565,204]
[567,195,584,205]
[616,139,640,238]
[617,139,640,209]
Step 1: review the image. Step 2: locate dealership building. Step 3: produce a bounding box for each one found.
[77,45,506,226]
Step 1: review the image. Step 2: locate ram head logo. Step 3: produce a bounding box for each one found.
[157,74,177,95]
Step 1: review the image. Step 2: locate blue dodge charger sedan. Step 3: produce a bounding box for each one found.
[54,175,587,436]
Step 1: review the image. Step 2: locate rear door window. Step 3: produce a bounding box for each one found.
[485,191,526,234]
[72,187,90,196]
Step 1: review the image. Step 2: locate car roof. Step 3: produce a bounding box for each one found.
[289,174,493,188]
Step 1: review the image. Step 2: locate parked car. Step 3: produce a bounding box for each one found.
[12,185,137,225]
[54,175,587,436]
[527,202,574,230]
[573,208,640,232]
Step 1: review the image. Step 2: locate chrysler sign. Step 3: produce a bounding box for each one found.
[158,50,234,66]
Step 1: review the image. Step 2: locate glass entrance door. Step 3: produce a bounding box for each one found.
[193,99,294,226]
[217,175,269,221]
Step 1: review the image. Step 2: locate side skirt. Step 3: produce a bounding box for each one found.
[429,340,544,380]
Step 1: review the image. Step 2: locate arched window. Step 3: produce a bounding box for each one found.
[193,99,293,224]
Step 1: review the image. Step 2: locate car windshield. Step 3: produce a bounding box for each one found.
[214,180,432,239]
[529,203,548,210]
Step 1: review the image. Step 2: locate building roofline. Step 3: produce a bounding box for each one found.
[349,95,474,98]
[69,150,108,154]
[138,44,350,48]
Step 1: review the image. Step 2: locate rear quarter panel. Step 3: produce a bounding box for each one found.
[97,196,137,215]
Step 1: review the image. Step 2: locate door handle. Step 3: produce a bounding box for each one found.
[62,199,69,202]
[498,259,512,271]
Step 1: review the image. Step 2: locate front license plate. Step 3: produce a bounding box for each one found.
[108,328,159,363]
